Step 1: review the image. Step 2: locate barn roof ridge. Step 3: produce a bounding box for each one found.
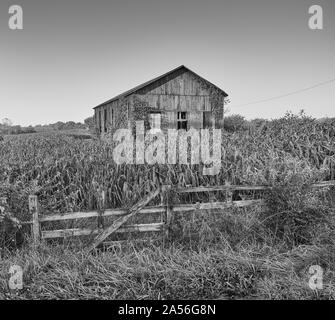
[93,65,228,109]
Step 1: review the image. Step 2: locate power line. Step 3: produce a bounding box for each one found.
[230,77,335,109]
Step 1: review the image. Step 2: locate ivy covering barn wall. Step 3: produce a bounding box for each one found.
[196,77,227,129]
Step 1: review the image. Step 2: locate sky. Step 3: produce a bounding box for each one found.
[0,0,334,126]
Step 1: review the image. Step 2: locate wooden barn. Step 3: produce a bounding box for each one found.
[93,65,228,135]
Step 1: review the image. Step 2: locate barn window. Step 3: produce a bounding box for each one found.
[149,113,161,133]
[203,111,213,129]
[104,109,107,132]
[177,112,188,130]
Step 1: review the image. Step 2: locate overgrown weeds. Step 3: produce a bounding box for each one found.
[1,112,335,299]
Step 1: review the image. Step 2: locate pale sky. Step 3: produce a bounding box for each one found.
[0,0,334,126]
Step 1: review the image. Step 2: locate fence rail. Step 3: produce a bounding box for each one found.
[18,180,335,249]
[42,223,164,239]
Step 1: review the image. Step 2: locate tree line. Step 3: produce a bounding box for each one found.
[0,117,95,135]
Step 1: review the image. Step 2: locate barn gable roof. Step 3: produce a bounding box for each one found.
[93,65,228,109]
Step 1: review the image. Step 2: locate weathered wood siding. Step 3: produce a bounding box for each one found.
[131,70,223,130]
[136,70,210,96]
[95,100,128,134]
[94,69,225,134]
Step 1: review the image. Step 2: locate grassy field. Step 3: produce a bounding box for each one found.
[0,112,335,299]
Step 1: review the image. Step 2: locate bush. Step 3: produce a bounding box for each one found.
[262,173,333,248]
[224,114,248,132]
[0,198,24,252]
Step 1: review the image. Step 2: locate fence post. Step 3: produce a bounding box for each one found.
[29,195,40,246]
[163,185,172,246]
[98,190,105,231]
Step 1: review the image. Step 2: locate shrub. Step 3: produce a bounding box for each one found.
[262,172,333,248]
[224,114,248,132]
[0,198,23,253]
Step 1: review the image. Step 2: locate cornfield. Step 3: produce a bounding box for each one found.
[1,112,335,300]
[0,112,334,223]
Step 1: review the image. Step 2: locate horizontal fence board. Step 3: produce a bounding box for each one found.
[119,222,163,233]
[39,206,166,223]
[175,180,335,194]
[172,199,264,213]
[311,180,335,188]
[175,185,271,193]
[39,209,126,222]
[42,228,96,239]
[42,223,164,239]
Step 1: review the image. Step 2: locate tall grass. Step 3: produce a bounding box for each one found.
[1,205,334,300]
[1,112,335,299]
[1,173,335,299]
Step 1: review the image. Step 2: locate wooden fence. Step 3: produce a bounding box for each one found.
[22,180,335,251]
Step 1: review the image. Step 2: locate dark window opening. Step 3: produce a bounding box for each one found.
[203,111,213,129]
[177,112,188,130]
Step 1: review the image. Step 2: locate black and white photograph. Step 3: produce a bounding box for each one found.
[1,0,335,305]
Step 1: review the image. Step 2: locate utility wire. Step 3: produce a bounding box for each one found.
[230,77,335,109]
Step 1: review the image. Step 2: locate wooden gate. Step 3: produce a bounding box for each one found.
[23,180,335,250]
